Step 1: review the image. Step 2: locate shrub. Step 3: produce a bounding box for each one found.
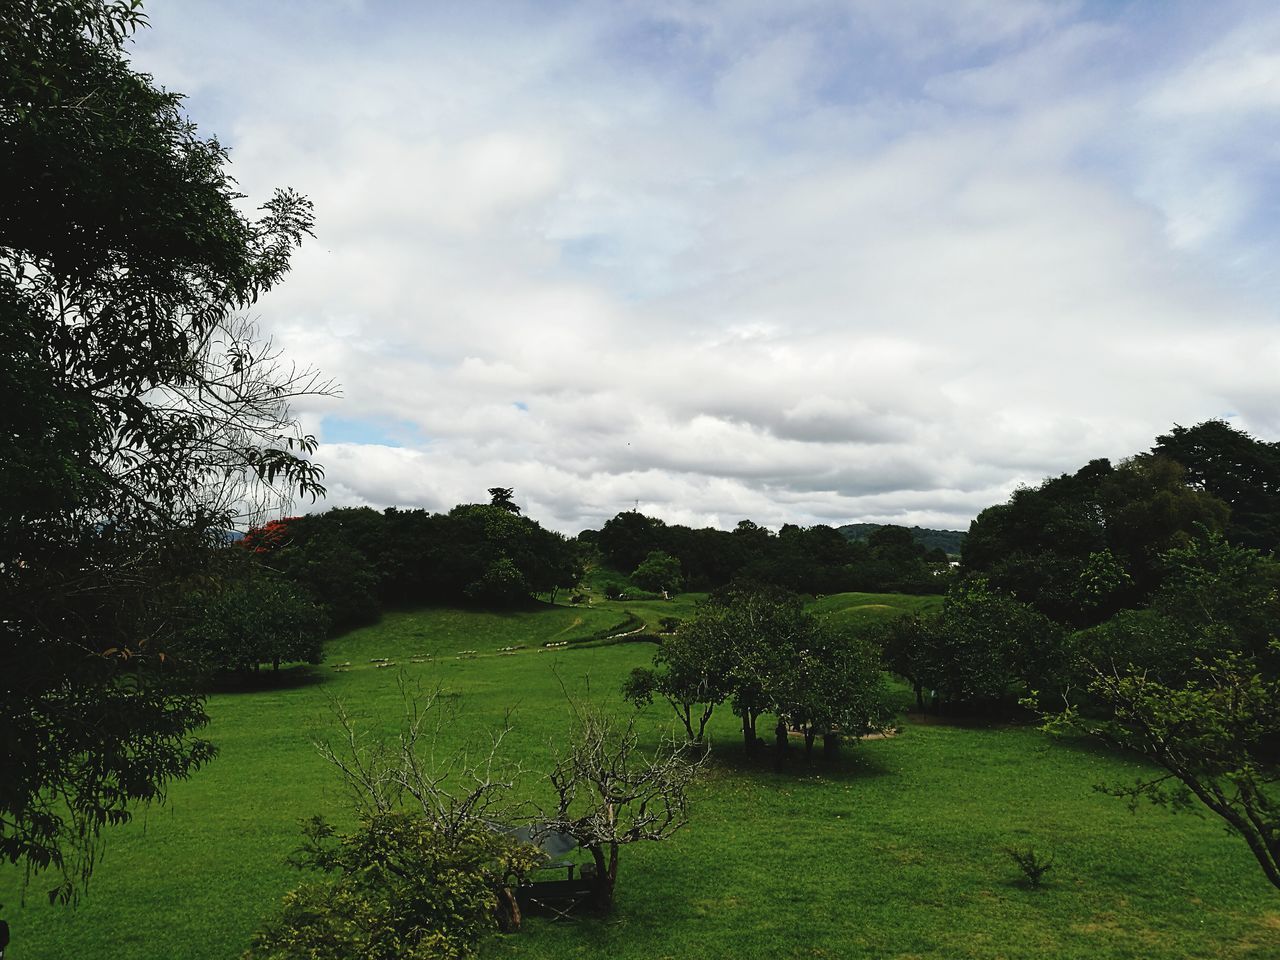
[245,814,540,960]
[1005,845,1054,888]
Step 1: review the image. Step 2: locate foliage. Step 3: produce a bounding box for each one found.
[593,512,944,596]
[176,563,328,673]
[629,583,891,758]
[1005,845,1054,889]
[270,533,381,632]
[487,487,520,514]
[0,0,328,900]
[631,549,683,594]
[622,608,736,742]
[245,813,540,960]
[870,579,1065,713]
[839,523,967,557]
[1153,420,1280,552]
[772,629,892,759]
[963,453,1228,624]
[542,703,705,912]
[241,497,583,615]
[1045,535,1280,890]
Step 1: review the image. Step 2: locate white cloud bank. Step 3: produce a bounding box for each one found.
[133,0,1280,532]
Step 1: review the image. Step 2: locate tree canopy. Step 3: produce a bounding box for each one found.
[1,0,327,900]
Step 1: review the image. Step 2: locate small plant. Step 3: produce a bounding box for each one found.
[1005,844,1054,888]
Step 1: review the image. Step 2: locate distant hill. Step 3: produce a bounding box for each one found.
[837,523,967,557]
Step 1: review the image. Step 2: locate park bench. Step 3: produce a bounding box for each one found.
[514,872,596,922]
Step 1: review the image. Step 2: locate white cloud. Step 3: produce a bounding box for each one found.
[130,0,1280,534]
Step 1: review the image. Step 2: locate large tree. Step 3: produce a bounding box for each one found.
[1153,420,1280,553]
[1,0,327,900]
[1046,534,1280,890]
[962,454,1227,624]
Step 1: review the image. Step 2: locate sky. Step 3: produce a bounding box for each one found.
[131,0,1280,534]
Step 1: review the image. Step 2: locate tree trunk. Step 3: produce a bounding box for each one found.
[696,705,714,742]
[774,718,788,771]
[823,732,839,760]
[742,712,756,755]
[914,682,924,712]
[494,886,522,932]
[588,844,618,913]
[804,729,815,761]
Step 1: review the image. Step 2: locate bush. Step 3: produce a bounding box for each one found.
[1005,845,1054,888]
[246,814,540,960]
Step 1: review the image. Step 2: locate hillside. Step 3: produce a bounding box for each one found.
[838,523,967,557]
[4,593,1274,960]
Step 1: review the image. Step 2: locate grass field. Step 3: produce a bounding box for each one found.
[2,592,1277,959]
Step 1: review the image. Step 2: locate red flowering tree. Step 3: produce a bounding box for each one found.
[242,517,301,555]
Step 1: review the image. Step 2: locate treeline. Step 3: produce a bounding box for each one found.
[838,523,966,557]
[961,420,1280,626]
[585,513,951,596]
[859,419,1280,716]
[175,490,581,673]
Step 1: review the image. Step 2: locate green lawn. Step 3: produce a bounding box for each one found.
[2,594,1276,959]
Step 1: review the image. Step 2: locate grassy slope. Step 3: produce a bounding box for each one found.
[2,594,1276,960]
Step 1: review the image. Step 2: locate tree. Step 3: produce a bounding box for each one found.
[874,613,934,712]
[246,813,541,960]
[622,612,737,742]
[688,583,812,755]
[176,565,328,673]
[774,629,891,761]
[929,580,1066,710]
[631,549,683,594]
[871,581,1064,714]
[1045,534,1280,890]
[1153,420,1280,552]
[542,704,705,912]
[1,0,329,899]
[263,527,382,632]
[487,487,520,515]
[963,454,1227,624]
[597,510,667,573]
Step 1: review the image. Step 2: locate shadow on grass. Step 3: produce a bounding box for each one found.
[204,664,327,694]
[902,709,1038,730]
[704,740,894,783]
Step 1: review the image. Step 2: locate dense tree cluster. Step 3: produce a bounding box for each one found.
[962,422,1280,627]
[871,580,1064,713]
[593,512,948,596]
[626,584,891,766]
[175,557,328,674]
[908,422,1280,890]
[242,498,583,629]
[962,455,1228,624]
[1152,420,1280,553]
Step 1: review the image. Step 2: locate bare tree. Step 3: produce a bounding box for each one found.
[314,677,534,930]
[541,703,707,912]
[316,677,527,839]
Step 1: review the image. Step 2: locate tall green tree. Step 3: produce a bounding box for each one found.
[1,0,328,900]
[1046,535,1280,890]
[631,549,683,594]
[1153,420,1280,552]
[963,454,1227,624]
